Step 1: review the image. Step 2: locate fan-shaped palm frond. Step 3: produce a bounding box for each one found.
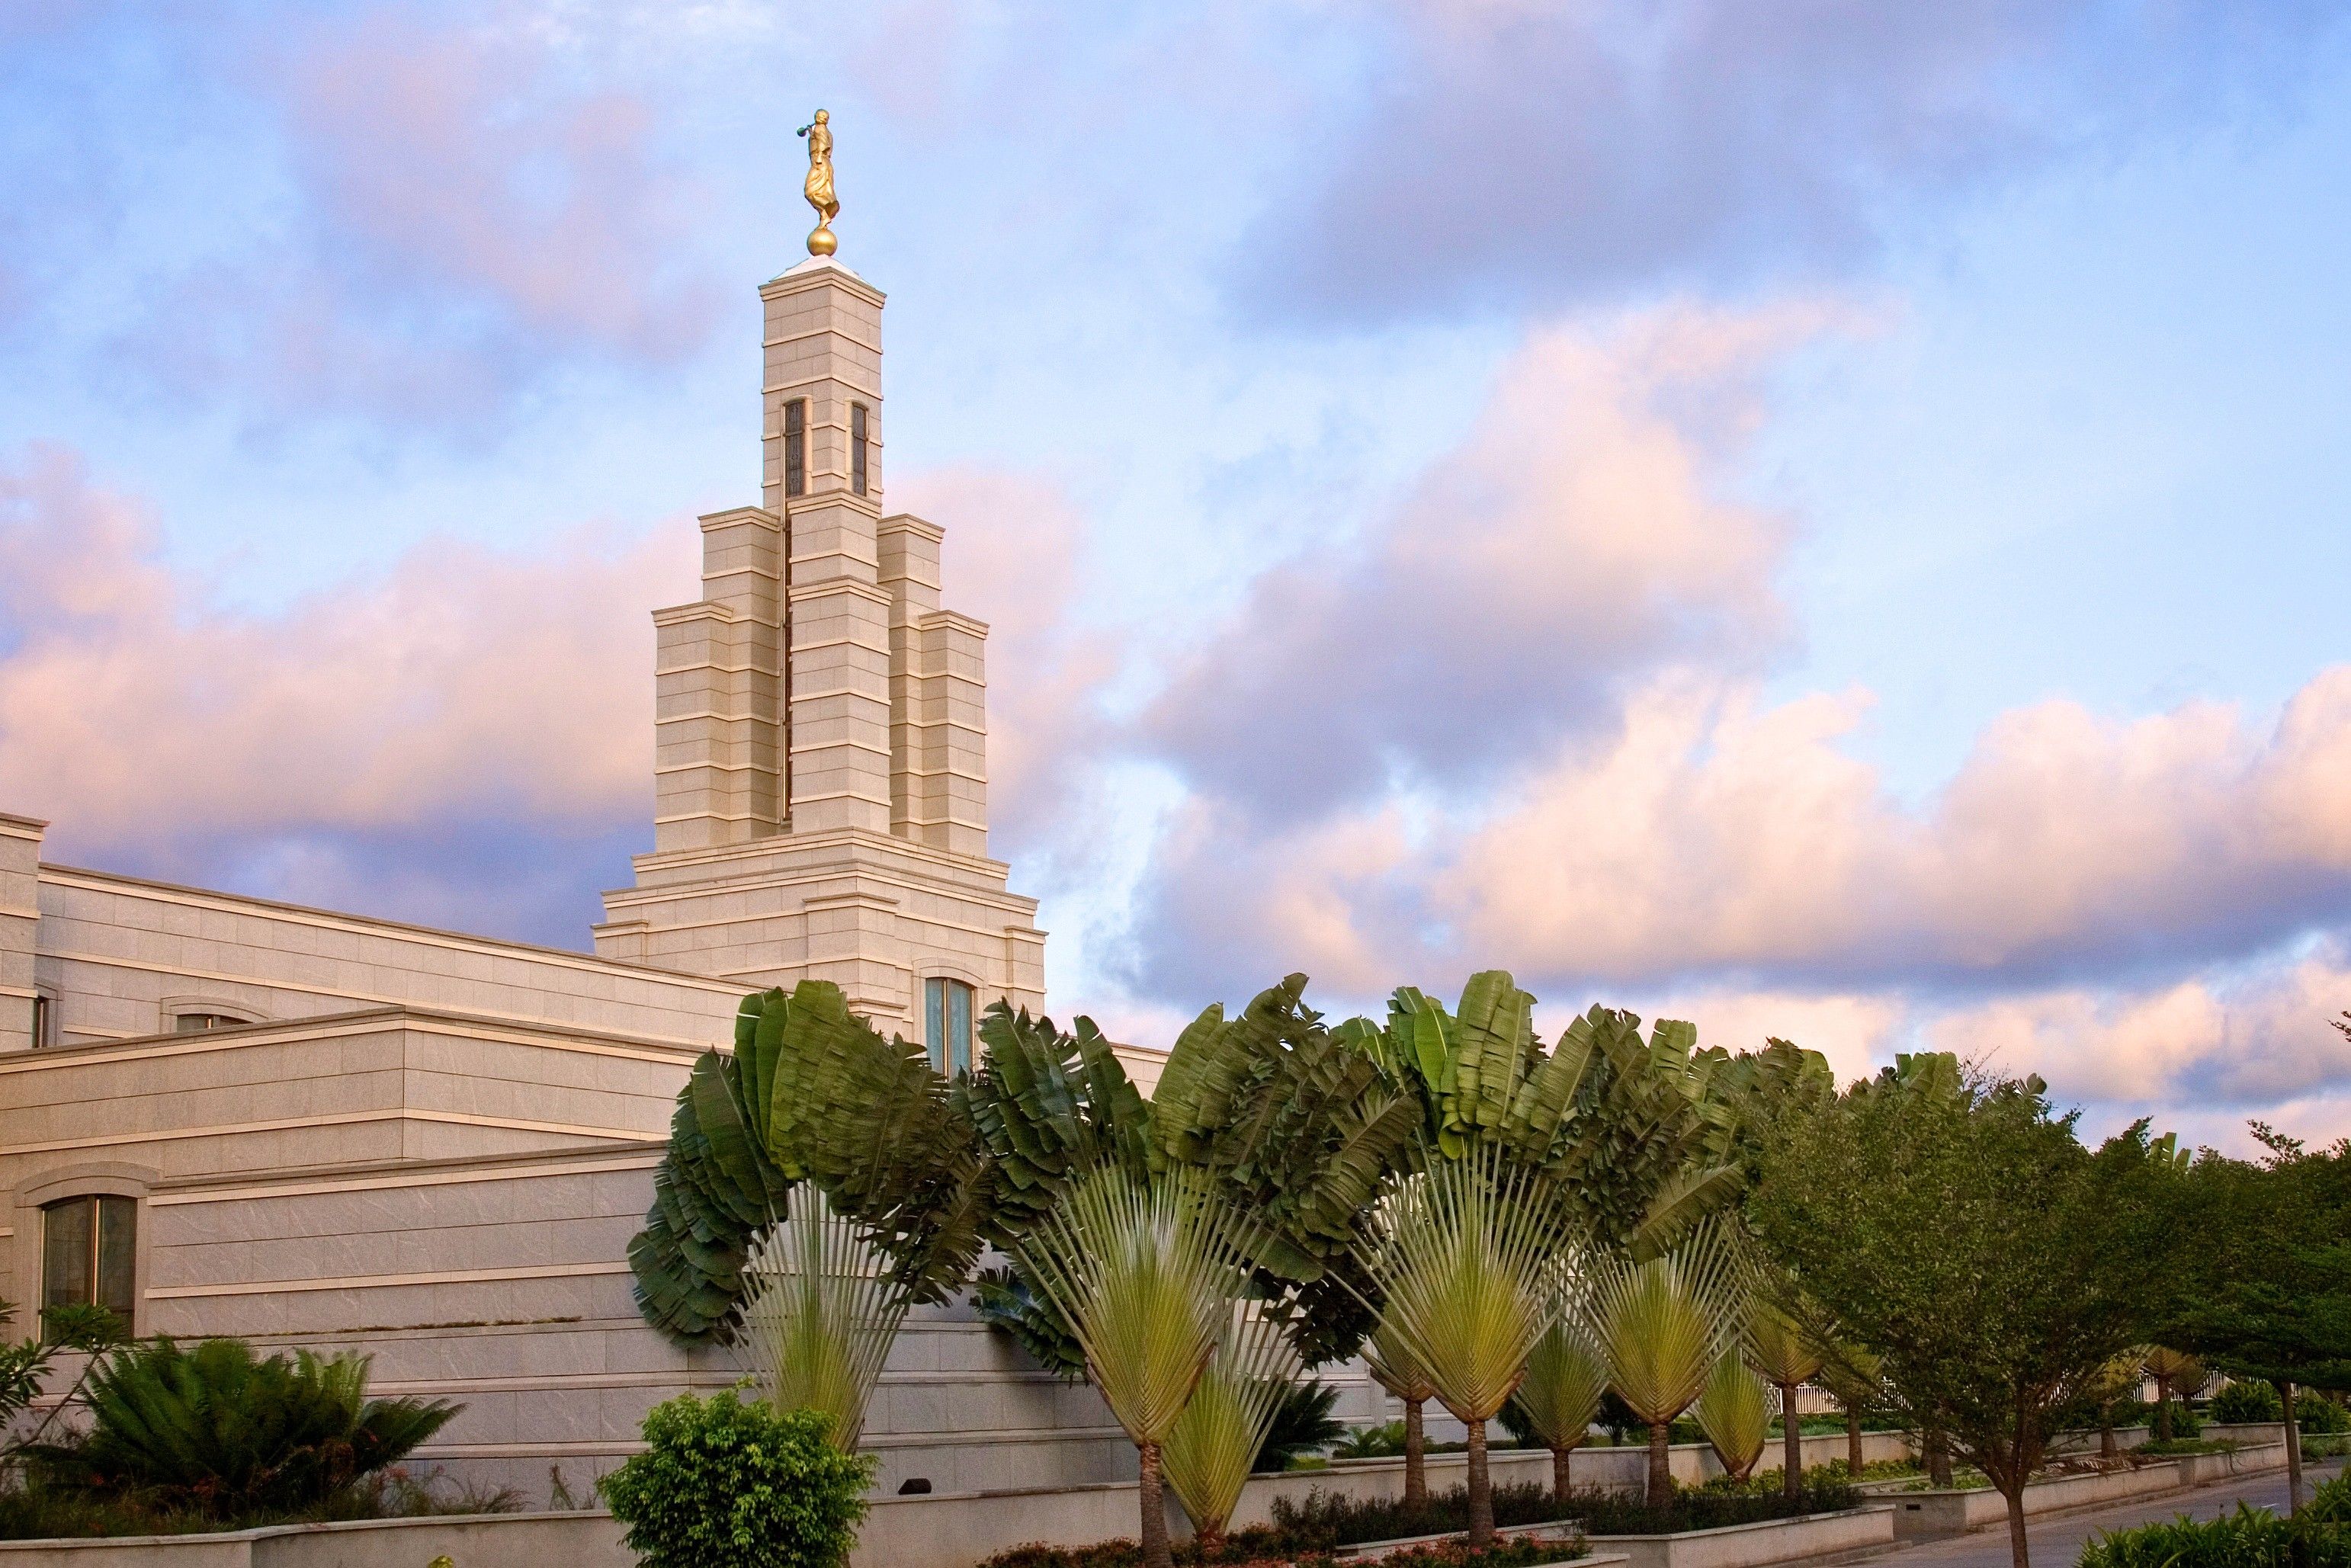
[737,1184,907,1449]
[1746,1296,1827,1497]
[1513,1286,1608,1502]
[1162,1304,1301,1547]
[1694,1353,1772,1482]
[1008,1160,1260,1568]
[1586,1218,1747,1505]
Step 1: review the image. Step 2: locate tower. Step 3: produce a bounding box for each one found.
[595,240,1044,1061]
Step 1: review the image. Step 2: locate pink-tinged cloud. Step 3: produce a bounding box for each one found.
[0,443,694,849]
[1438,670,2351,986]
[117,12,721,434]
[1142,303,1819,827]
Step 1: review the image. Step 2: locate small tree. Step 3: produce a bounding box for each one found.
[1160,1308,1297,1552]
[599,1393,873,1568]
[2141,1347,2203,1444]
[1813,1339,1881,1477]
[2167,1122,2351,1514]
[1749,1062,2186,1568]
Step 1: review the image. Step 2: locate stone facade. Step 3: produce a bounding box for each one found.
[0,250,1286,1509]
[598,254,1043,1039]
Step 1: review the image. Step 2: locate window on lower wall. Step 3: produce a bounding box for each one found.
[30,992,51,1048]
[924,977,973,1077]
[43,1194,136,1330]
[173,1012,244,1033]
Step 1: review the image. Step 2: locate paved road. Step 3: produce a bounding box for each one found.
[1859,1456,2346,1568]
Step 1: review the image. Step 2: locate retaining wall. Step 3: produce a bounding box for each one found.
[1889,1443,2289,1538]
[1585,1505,1897,1568]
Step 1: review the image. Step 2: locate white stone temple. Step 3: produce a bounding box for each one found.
[0,246,1216,1504]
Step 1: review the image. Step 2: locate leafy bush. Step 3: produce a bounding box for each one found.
[1268,1481,1567,1547]
[1331,1420,1407,1459]
[24,1339,456,1518]
[1256,1381,1345,1473]
[2107,1399,2203,1438]
[1557,1479,1861,1534]
[2301,1396,2351,1436]
[2080,1475,2351,1568]
[2209,1380,2283,1425]
[599,1393,873,1568]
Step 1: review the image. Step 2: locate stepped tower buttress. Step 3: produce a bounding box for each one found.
[595,250,1044,1053]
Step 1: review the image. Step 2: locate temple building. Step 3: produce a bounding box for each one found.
[0,244,1201,1502]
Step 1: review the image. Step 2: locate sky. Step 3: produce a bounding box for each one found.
[4,0,2349,1153]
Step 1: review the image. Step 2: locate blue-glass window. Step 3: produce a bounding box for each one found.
[924,977,973,1076]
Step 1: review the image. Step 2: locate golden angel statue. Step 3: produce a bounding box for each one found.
[798,109,839,255]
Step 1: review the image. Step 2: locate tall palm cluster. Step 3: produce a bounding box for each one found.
[628,971,1842,1568]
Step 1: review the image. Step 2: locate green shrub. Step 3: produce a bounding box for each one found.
[24,1339,456,1519]
[599,1392,873,1568]
[2080,1477,2351,1568]
[2301,1396,2351,1436]
[2209,1381,2284,1425]
[1256,1381,1345,1473]
[1330,1420,1407,1459]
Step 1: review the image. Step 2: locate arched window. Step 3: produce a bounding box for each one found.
[173,1012,245,1033]
[43,1194,135,1327]
[924,977,973,1077]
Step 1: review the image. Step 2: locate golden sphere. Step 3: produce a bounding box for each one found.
[807,223,837,257]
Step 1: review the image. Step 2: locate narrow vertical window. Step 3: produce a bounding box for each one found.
[42,1194,135,1329]
[923,977,974,1076]
[851,402,869,495]
[784,399,806,498]
[30,992,50,1048]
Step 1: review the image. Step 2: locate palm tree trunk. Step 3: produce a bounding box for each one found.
[2099,1408,2116,1460]
[1782,1381,1804,1500]
[1138,1439,1172,1568]
[1846,1404,1865,1475]
[1647,1419,1673,1509]
[2282,1380,2304,1517]
[1466,1416,1495,1546]
[1552,1442,1573,1509]
[2155,1376,2173,1443]
[1404,1396,1428,1508]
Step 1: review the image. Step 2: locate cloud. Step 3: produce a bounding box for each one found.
[1926,943,2351,1114]
[1141,301,1817,826]
[0,444,693,871]
[113,11,722,434]
[1243,0,2341,323]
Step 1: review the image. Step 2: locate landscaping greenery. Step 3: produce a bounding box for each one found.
[2211,1378,2285,1425]
[2078,1469,2351,1568]
[20,1339,457,1521]
[607,969,2351,1568]
[598,1392,872,1568]
[2167,1123,2351,1514]
[1746,1059,2186,1568]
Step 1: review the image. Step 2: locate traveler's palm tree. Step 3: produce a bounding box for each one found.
[1695,1352,1773,1483]
[1160,1304,1300,1552]
[1512,1292,1610,1506]
[2144,1345,2205,1442]
[1587,1220,1747,1507]
[1362,1317,1439,1506]
[1814,1336,1884,1476]
[1356,1142,1577,1545]
[1009,1160,1259,1568]
[1746,1297,1827,1497]
[737,1184,903,1448]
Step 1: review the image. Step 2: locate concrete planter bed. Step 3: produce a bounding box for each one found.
[1582,1505,1897,1568]
[1888,1444,2289,1538]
